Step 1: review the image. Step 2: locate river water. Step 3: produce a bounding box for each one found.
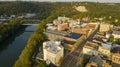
[0,25,37,67]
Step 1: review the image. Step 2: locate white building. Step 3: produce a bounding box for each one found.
[100,23,110,32]
[111,47,120,64]
[98,43,111,57]
[112,31,120,40]
[43,40,64,66]
[83,41,99,56]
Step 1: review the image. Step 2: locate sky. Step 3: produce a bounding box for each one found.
[0,0,120,3]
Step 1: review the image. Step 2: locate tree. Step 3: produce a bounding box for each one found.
[37,61,47,67]
[109,35,114,43]
[116,38,120,45]
[80,58,89,67]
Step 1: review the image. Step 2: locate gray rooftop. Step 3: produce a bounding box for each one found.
[44,41,63,54]
[45,29,69,36]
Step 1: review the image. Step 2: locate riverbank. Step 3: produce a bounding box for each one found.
[0,25,38,67]
[0,18,24,43]
[13,14,57,67]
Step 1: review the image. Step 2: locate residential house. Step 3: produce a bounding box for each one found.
[82,41,99,56]
[100,23,110,32]
[111,47,120,64]
[98,43,111,57]
[112,30,120,40]
[86,56,111,67]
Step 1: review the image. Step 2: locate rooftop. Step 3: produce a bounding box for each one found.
[111,46,120,54]
[88,56,102,67]
[63,39,76,45]
[85,24,96,29]
[65,33,82,40]
[112,30,120,34]
[100,43,111,50]
[45,29,68,36]
[72,28,89,35]
[84,41,99,50]
[44,41,63,54]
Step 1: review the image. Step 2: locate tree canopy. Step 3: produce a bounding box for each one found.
[109,35,114,43]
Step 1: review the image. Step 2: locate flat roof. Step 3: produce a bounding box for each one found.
[84,41,99,50]
[63,39,76,45]
[100,43,111,50]
[112,47,120,53]
[65,33,82,40]
[45,29,68,36]
[44,41,63,54]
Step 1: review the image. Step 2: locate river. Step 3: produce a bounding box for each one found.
[0,25,38,67]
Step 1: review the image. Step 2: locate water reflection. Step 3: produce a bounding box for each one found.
[0,25,37,67]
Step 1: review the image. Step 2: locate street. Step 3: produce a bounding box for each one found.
[60,27,99,67]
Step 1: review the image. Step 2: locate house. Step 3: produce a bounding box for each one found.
[98,43,111,57]
[43,40,64,66]
[57,17,69,23]
[86,56,102,67]
[58,23,68,31]
[86,56,111,67]
[82,17,90,22]
[82,41,99,56]
[69,20,80,28]
[100,23,110,32]
[112,30,120,40]
[111,47,120,64]
[92,34,108,43]
[53,19,61,26]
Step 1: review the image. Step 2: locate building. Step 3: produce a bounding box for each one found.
[111,47,120,64]
[69,20,80,28]
[86,56,102,67]
[43,40,64,66]
[64,33,83,42]
[44,29,68,40]
[82,41,99,56]
[58,23,68,31]
[99,23,110,32]
[92,34,108,43]
[112,30,120,40]
[85,23,98,31]
[53,19,61,26]
[86,56,111,67]
[57,16,69,23]
[82,17,90,22]
[98,43,111,57]
[72,27,91,37]
[63,33,83,50]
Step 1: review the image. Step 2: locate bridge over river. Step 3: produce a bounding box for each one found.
[21,19,40,25]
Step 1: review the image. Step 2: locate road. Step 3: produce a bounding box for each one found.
[60,27,99,67]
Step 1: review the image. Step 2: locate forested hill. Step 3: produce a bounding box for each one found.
[0,2,55,19]
[0,2,120,25]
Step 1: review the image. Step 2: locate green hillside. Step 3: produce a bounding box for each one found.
[0,2,119,25]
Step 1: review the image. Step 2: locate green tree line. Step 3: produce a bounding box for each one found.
[0,18,24,43]
[0,2,120,26]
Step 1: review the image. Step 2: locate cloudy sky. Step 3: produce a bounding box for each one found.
[0,0,120,3]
